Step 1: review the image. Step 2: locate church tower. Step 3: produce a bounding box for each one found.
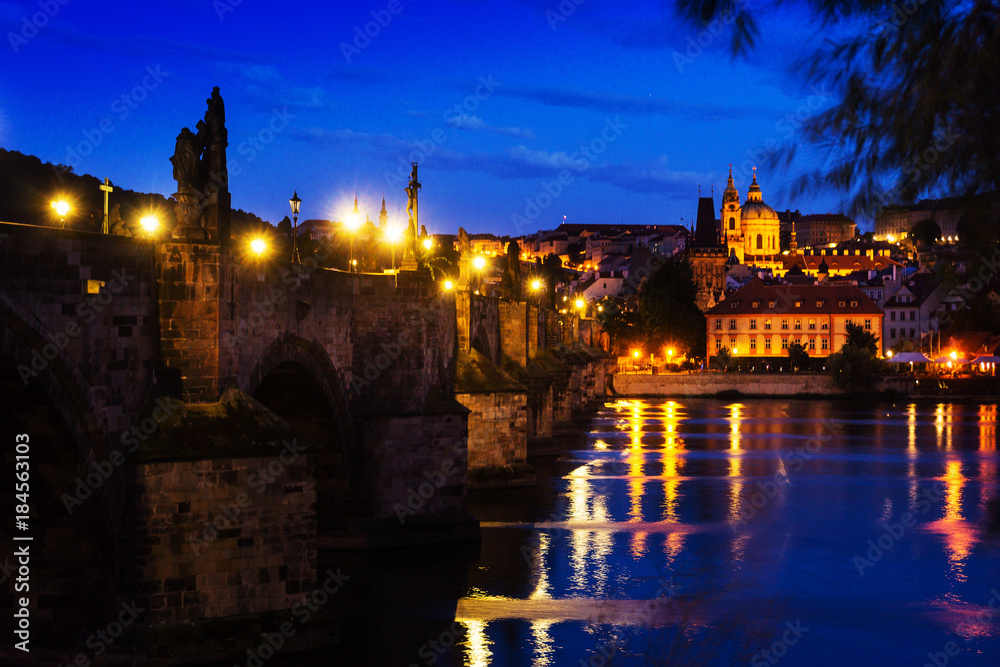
[721,165,744,263]
[379,195,388,229]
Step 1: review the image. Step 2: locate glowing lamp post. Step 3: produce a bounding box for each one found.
[139,214,159,238]
[345,196,361,272]
[423,237,433,251]
[250,237,268,257]
[51,200,70,228]
[289,191,301,264]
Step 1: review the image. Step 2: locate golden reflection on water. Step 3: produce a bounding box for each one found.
[529,620,555,666]
[459,620,492,667]
[980,405,997,509]
[907,403,919,510]
[727,404,744,522]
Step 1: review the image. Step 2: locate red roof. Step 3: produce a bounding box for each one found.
[706,278,884,316]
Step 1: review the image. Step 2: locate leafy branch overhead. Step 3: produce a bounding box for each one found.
[675,0,1000,217]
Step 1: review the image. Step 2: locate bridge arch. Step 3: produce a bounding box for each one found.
[244,333,356,477]
[0,292,119,638]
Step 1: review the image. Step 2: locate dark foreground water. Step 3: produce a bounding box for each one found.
[327,399,1000,666]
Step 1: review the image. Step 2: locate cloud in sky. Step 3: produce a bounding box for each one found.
[445,114,535,139]
[291,126,706,199]
[219,63,326,110]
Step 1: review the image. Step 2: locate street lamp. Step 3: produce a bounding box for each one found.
[422,237,433,251]
[250,238,268,256]
[139,214,159,237]
[385,224,403,272]
[574,298,585,312]
[289,191,301,263]
[443,280,454,290]
[345,195,361,272]
[51,200,70,228]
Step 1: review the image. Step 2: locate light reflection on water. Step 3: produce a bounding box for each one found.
[452,399,1000,666]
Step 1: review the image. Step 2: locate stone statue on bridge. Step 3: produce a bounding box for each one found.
[501,240,521,300]
[170,87,231,243]
[401,162,421,270]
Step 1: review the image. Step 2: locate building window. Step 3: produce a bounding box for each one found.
[891,311,896,321]
[729,319,737,331]
[715,319,722,331]
[730,338,737,349]
[729,217,736,230]
[891,328,896,339]
[821,338,829,350]
[765,338,772,350]
[768,301,776,308]
[750,338,757,351]
[750,319,757,330]
[808,319,816,331]
[851,300,858,307]
[909,311,915,321]
[809,338,816,350]
[764,319,772,330]
[781,319,788,330]
[821,321,829,330]
[752,301,760,308]
[781,338,789,350]
[756,234,763,250]
[794,319,802,330]
[716,338,722,350]
[838,301,845,307]
[909,328,915,338]
[864,319,871,330]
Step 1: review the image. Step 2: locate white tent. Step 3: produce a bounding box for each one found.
[887,352,932,363]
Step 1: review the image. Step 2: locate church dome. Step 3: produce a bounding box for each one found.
[741,200,779,221]
[740,168,778,221]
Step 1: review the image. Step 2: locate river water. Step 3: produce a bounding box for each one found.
[326,399,1000,666]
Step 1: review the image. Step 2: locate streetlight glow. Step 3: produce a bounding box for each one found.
[473,256,486,270]
[443,280,454,290]
[531,279,541,291]
[52,200,70,217]
[422,237,433,250]
[139,215,159,235]
[250,238,268,256]
[574,298,585,310]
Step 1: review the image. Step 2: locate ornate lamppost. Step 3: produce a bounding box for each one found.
[289,191,301,264]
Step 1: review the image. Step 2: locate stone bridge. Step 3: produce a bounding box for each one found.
[0,222,471,647]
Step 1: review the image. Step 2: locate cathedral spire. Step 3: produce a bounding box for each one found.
[378,194,388,229]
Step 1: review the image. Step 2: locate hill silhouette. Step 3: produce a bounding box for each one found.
[0,148,271,237]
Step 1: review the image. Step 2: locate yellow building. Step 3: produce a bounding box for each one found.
[705,278,884,360]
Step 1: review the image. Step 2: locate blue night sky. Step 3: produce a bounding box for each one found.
[0,0,862,235]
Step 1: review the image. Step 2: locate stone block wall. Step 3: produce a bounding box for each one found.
[156,242,229,403]
[456,391,528,470]
[125,452,317,624]
[0,226,158,450]
[499,301,528,367]
[361,412,469,519]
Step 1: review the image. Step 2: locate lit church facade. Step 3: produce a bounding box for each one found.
[721,166,782,270]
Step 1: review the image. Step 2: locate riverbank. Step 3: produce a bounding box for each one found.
[612,372,915,397]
